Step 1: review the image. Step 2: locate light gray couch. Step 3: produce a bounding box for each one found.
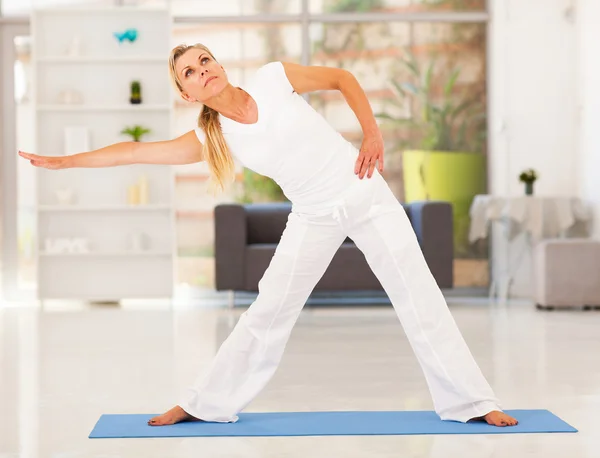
[214,201,454,292]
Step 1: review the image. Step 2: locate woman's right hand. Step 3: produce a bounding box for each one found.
[18,151,70,170]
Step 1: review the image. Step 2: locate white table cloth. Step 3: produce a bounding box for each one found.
[469,195,591,243]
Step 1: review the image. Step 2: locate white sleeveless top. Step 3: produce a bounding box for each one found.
[194,61,361,210]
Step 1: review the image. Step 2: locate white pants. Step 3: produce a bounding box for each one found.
[179,171,501,423]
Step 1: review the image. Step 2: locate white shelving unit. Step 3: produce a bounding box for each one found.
[32,6,175,301]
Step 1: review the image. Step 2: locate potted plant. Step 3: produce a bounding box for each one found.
[237,168,287,204]
[130,80,142,104]
[376,52,487,257]
[519,169,538,195]
[120,125,151,142]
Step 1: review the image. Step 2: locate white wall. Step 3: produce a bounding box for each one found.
[488,0,578,297]
[489,0,578,197]
[577,0,600,238]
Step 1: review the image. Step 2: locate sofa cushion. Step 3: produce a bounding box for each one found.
[245,243,383,291]
[244,202,411,245]
[246,203,292,244]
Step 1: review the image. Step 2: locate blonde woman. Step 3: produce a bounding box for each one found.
[19,44,517,428]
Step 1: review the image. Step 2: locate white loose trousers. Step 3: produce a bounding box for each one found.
[179,171,501,423]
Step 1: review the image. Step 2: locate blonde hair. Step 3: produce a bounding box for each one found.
[169,43,235,193]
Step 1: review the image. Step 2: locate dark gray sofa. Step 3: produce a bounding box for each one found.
[214,201,453,292]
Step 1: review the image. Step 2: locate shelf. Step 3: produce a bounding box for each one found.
[38,104,171,112]
[176,210,213,218]
[39,252,172,257]
[37,56,166,63]
[35,6,168,14]
[39,204,171,212]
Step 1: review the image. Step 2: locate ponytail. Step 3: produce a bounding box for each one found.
[198,104,235,193]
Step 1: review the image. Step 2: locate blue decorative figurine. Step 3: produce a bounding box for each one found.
[114,28,138,44]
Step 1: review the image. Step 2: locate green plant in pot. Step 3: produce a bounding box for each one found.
[237,168,287,204]
[376,52,487,257]
[519,168,538,195]
[130,80,142,104]
[121,125,150,142]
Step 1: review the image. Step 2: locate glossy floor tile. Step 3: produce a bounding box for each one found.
[1,298,598,457]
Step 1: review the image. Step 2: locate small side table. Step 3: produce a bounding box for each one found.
[469,195,591,299]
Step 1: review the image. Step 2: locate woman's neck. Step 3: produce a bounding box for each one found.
[204,85,257,124]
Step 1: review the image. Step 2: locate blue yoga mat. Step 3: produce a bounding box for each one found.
[89,409,577,438]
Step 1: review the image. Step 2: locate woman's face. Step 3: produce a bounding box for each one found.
[175,48,228,103]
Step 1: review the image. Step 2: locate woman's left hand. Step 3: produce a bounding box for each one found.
[355,131,384,179]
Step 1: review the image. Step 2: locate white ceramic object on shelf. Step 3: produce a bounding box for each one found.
[44,237,90,254]
[128,232,150,252]
[54,188,76,205]
[57,90,84,105]
[65,36,81,57]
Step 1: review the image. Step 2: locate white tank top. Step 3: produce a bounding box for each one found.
[194,61,362,209]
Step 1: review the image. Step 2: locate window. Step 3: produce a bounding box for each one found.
[1,1,490,290]
[309,21,487,162]
[309,0,486,13]
[172,0,301,16]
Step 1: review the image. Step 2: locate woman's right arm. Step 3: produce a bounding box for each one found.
[18,130,203,169]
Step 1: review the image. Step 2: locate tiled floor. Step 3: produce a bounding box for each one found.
[1,297,598,457]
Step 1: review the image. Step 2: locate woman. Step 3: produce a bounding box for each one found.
[19,44,517,428]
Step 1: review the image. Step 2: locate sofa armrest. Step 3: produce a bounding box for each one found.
[406,201,454,288]
[214,204,247,290]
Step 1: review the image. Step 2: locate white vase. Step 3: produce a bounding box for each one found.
[55,188,75,205]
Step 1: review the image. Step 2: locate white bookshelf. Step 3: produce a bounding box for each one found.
[32,6,175,301]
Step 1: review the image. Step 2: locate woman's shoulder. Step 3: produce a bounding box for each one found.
[256,61,284,74]
[253,61,293,94]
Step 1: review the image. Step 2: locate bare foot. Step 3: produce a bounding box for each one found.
[470,410,518,427]
[148,405,201,426]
